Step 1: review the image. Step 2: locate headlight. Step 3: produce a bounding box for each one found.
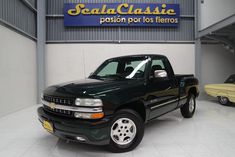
[74,98,104,119]
[75,98,103,107]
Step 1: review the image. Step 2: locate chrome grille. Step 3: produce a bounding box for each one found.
[44,105,73,117]
[42,95,75,117]
[43,95,74,105]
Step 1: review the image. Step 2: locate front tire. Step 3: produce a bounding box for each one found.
[108,109,144,153]
[181,94,196,118]
[218,96,230,105]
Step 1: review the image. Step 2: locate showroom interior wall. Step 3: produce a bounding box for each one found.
[0,0,37,117]
[199,0,235,97]
[46,0,196,86]
[200,0,235,30]
[46,44,195,86]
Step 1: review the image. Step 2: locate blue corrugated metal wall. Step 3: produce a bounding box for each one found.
[0,0,195,42]
[46,0,195,42]
[0,0,37,39]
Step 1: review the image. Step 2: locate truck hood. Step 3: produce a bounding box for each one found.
[43,78,141,98]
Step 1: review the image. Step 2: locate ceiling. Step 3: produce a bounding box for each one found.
[201,22,235,54]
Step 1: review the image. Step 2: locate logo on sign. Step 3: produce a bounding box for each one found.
[64,3,180,27]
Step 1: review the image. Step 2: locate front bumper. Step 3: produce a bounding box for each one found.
[37,107,111,145]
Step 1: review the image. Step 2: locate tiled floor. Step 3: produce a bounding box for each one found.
[1,100,235,157]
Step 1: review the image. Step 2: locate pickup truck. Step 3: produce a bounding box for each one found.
[38,54,199,152]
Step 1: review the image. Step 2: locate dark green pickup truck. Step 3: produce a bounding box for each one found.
[38,54,199,152]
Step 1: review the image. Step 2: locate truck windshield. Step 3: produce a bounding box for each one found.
[90,56,150,80]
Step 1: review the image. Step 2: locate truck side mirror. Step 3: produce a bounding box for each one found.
[154,70,168,79]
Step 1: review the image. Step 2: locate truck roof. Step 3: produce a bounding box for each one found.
[108,54,167,60]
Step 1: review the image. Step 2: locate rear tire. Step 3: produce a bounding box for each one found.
[218,96,230,105]
[181,94,196,118]
[108,109,144,153]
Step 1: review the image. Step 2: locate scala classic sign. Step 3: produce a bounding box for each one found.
[64,3,180,27]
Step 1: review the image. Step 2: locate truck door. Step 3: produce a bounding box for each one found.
[146,57,179,120]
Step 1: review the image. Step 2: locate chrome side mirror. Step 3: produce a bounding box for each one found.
[154,70,168,78]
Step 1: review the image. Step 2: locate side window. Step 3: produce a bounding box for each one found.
[97,62,118,77]
[125,60,146,72]
[150,59,166,76]
[151,59,165,69]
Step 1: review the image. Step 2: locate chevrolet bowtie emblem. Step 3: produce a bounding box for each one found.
[49,102,56,109]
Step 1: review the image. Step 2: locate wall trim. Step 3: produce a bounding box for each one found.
[46,40,195,44]
[21,0,37,13]
[198,14,235,38]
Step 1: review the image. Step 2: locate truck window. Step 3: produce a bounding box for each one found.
[125,60,146,73]
[151,60,165,69]
[97,62,118,77]
[92,57,149,79]
[150,59,166,76]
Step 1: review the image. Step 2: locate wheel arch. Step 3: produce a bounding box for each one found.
[188,86,198,97]
[114,101,147,123]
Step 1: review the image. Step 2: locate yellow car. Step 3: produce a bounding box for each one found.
[205,74,235,105]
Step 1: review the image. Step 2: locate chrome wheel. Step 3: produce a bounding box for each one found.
[110,118,137,146]
[189,97,195,113]
[219,96,229,105]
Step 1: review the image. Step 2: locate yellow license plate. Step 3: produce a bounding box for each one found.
[43,120,54,133]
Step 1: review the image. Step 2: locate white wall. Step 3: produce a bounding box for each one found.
[46,44,195,86]
[0,25,37,117]
[201,44,235,95]
[200,0,235,30]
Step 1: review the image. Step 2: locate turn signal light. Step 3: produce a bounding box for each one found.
[74,112,104,119]
[91,112,104,119]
